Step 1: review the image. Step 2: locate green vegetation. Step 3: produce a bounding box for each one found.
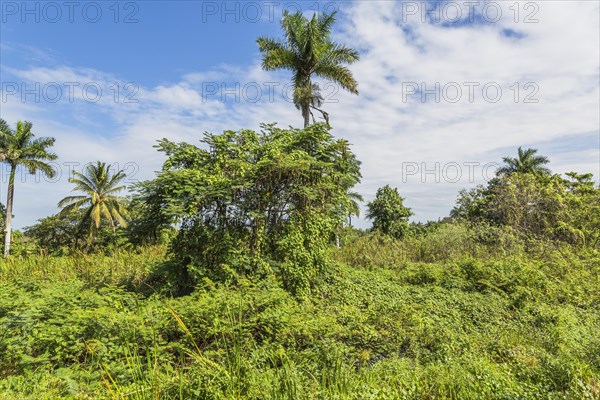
[1,13,598,400]
[366,185,412,239]
[2,130,599,398]
[137,123,361,296]
[1,221,599,399]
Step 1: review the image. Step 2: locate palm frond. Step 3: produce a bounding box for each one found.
[58,195,90,208]
[317,11,337,36]
[21,159,57,177]
[0,119,12,135]
[314,64,358,94]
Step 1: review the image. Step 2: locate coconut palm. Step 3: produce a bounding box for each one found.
[257,10,359,128]
[58,161,129,244]
[497,147,551,177]
[0,119,57,257]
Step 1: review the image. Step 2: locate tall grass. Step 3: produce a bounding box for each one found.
[0,246,166,289]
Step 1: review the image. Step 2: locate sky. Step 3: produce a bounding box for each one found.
[0,0,599,230]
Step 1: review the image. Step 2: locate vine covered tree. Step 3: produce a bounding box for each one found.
[257,11,359,127]
[452,148,600,246]
[139,123,361,294]
[0,119,57,257]
[58,161,129,244]
[366,185,412,239]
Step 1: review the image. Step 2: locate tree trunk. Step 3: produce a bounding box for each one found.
[302,104,310,128]
[4,166,15,257]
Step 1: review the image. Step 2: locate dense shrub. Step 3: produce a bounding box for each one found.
[1,238,598,399]
[452,172,600,248]
[138,123,361,295]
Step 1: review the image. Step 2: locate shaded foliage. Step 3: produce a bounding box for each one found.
[24,209,130,255]
[24,211,83,253]
[124,182,176,246]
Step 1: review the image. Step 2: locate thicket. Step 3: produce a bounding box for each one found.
[1,224,599,399]
[5,125,599,399]
[130,123,361,296]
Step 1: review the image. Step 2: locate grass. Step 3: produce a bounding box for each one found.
[0,246,165,290]
[0,225,599,399]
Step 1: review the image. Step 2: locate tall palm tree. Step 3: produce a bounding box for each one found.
[58,161,129,244]
[497,147,551,177]
[0,119,57,257]
[257,11,359,128]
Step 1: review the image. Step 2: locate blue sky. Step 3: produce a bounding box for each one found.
[1,1,599,229]
[3,2,261,78]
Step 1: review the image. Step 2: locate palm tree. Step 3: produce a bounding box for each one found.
[58,161,129,244]
[347,190,363,226]
[0,120,6,163]
[257,11,360,128]
[0,119,57,257]
[497,147,551,177]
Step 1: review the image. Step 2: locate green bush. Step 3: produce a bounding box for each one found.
[139,123,361,295]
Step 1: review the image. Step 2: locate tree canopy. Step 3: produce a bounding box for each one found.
[139,123,361,294]
[497,146,551,177]
[257,11,359,127]
[453,169,600,246]
[366,185,412,239]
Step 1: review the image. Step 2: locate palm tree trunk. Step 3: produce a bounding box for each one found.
[4,166,15,257]
[302,104,310,128]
